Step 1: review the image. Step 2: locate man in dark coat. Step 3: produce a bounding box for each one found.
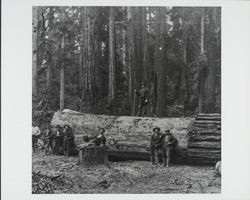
[44,125,53,155]
[150,127,165,165]
[92,128,107,146]
[135,83,149,116]
[51,125,63,155]
[164,129,178,162]
[63,125,74,157]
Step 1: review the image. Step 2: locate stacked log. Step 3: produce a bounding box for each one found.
[187,113,221,165]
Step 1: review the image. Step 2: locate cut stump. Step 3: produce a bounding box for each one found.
[78,145,109,167]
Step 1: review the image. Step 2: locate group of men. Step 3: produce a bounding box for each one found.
[32,124,108,156]
[150,127,178,166]
[32,124,74,157]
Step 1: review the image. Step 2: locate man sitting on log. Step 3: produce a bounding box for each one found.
[92,128,107,146]
[150,127,164,165]
[63,125,74,157]
[82,128,107,147]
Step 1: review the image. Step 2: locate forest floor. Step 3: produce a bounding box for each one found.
[32,152,221,194]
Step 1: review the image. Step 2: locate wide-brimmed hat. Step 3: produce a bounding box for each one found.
[165,129,172,135]
[153,127,160,132]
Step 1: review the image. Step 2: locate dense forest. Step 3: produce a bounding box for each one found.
[32,6,221,119]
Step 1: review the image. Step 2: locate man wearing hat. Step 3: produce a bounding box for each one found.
[134,82,149,117]
[44,124,53,155]
[63,125,74,157]
[32,123,41,153]
[150,127,164,165]
[164,129,178,163]
[51,125,63,155]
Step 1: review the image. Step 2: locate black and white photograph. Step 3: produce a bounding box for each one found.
[3,0,250,199]
[31,6,221,194]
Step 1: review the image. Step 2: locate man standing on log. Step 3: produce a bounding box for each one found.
[134,82,149,117]
[150,127,164,165]
[63,125,74,157]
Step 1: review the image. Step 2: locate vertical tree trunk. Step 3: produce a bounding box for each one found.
[134,7,144,90]
[180,40,187,106]
[78,7,87,112]
[78,50,83,99]
[127,7,147,115]
[81,7,101,112]
[203,8,219,113]
[142,7,148,83]
[155,7,168,117]
[108,7,116,103]
[59,35,65,112]
[127,7,135,114]
[46,7,54,91]
[198,8,205,113]
[122,7,126,67]
[32,7,39,99]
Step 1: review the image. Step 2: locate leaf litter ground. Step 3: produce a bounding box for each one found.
[32,152,221,194]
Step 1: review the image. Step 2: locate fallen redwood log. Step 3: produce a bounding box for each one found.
[51,109,193,164]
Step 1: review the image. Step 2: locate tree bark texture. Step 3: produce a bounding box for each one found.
[51,109,194,164]
[198,8,205,113]
[46,7,54,91]
[32,7,39,98]
[179,40,187,106]
[78,146,109,167]
[80,7,102,112]
[127,7,136,113]
[127,7,147,115]
[203,8,220,113]
[155,7,168,117]
[108,7,116,103]
[59,35,65,112]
